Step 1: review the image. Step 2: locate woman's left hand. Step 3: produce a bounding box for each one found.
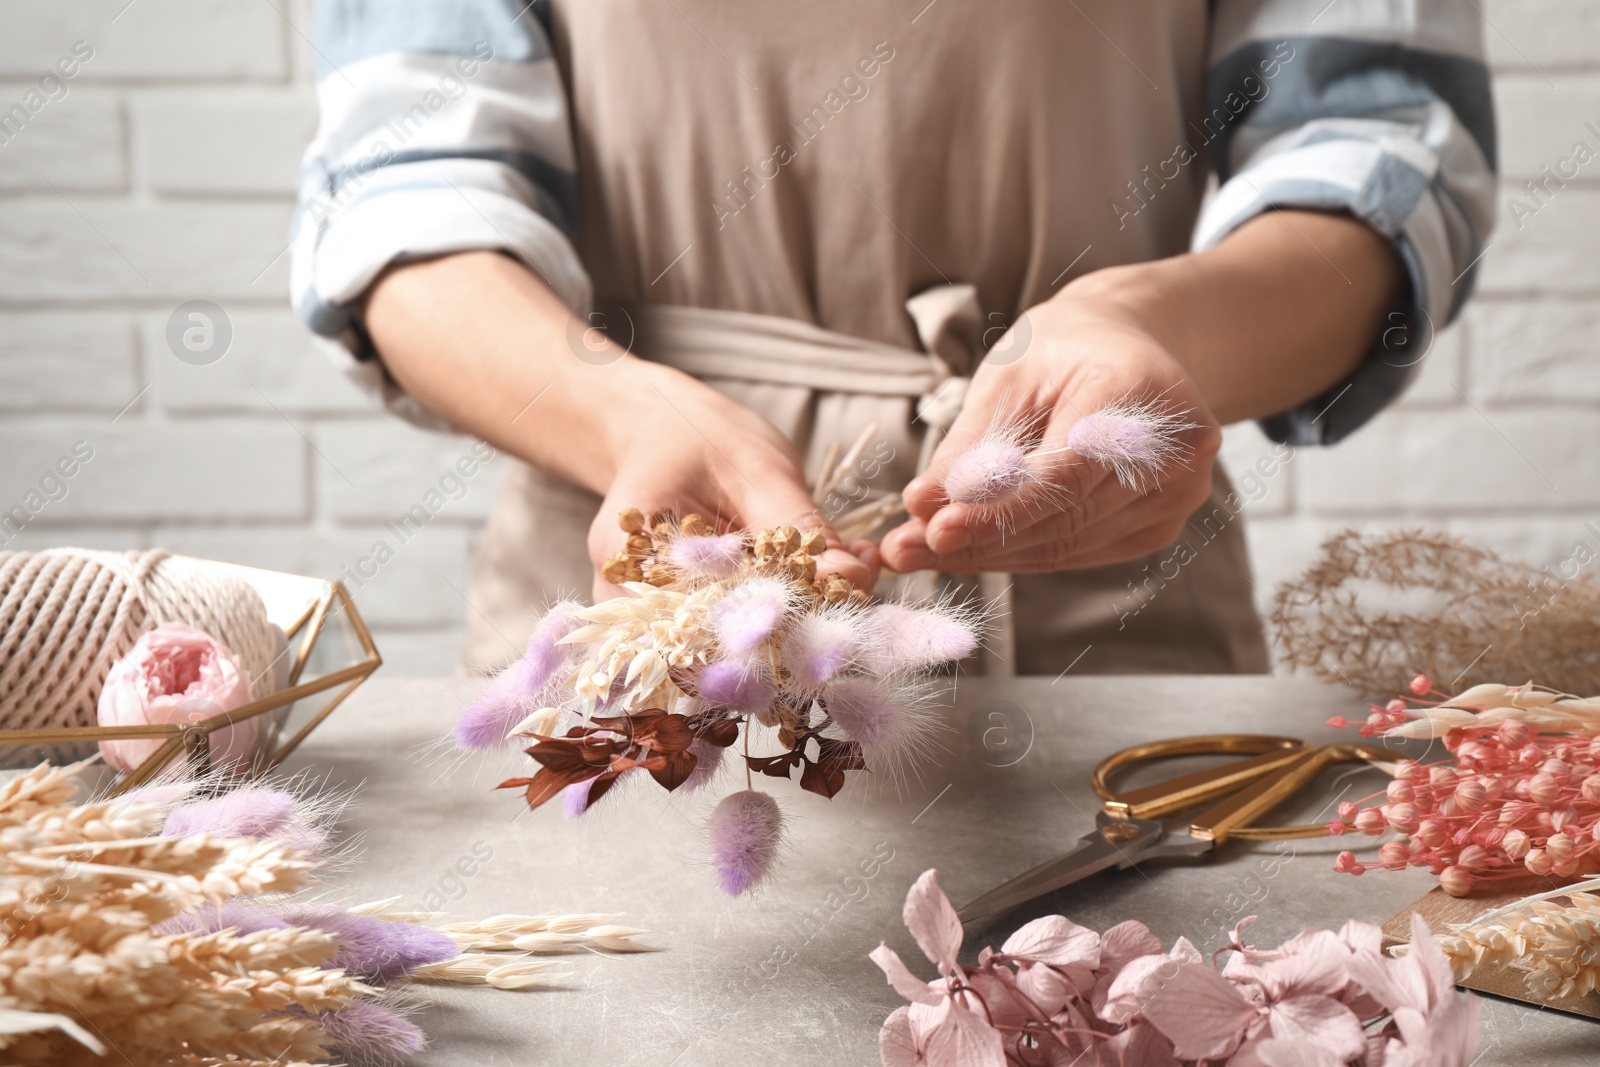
[879,291,1221,574]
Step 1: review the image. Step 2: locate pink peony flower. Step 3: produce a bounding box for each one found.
[97,623,257,773]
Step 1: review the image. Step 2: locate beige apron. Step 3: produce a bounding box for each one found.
[464,0,1269,676]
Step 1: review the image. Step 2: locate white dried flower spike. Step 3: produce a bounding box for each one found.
[1065,394,1197,494]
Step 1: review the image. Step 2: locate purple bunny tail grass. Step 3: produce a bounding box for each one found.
[943,424,1032,506]
[667,532,746,581]
[781,605,868,690]
[679,737,726,794]
[712,577,793,655]
[163,787,333,858]
[708,789,784,896]
[1065,396,1197,493]
[454,600,583,751]
[822,677,942,788]
[860,600,981,675]
[317,1000,427,1063]
[563,774,614,819]
[280,905,458,983]
[158,899,288,937]
[696,659,775,714]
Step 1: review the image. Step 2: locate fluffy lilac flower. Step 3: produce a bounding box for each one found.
[163,788,330,857]
[317,1000,426,1062]
[455,600,583,750]
[696,660,775,713]
[679,737,725,793]
[781,608,866,690]
[159,900,287,937]
[280,905,458,983]
[861,603,979,674]
[824,677,940,779]
[1065,398,1196,493]
[563,775,612,818]
[708,789,783,896]
[667,533,746,581]
[713,577,791,655]
[944,431,1030,506]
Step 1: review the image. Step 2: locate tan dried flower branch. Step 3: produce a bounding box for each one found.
[1434,877,1600,1001]
[1272,530,1600,698]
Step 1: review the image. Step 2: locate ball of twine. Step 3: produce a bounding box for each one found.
[0,548,284,731]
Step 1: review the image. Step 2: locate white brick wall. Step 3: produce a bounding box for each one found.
[1,1,1595,676]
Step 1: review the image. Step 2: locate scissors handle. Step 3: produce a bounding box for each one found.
[1092,734,1310,819]
[1189,742,1402,842]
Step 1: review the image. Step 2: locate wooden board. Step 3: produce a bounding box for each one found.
[1383,879,1600,1020]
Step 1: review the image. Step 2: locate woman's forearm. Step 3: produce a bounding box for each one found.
[363,250,665,495]
[1059,210,1405,425]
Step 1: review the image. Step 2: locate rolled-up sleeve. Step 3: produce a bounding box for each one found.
[290,0,591,424]
[1197,0,1497,445]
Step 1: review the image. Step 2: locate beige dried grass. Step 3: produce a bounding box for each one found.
[1270,529,1600,698]
[1436,879,1600,1001]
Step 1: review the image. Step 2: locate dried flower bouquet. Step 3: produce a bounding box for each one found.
[458,508,984,895]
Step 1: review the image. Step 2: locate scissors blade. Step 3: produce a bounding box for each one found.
[957,814,1166,923]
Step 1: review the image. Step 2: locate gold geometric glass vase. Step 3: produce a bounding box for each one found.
[0,560,381,795]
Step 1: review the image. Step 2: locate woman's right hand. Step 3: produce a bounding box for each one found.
[365,251,877,603]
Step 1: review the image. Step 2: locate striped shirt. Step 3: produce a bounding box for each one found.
[291,0,1495,446]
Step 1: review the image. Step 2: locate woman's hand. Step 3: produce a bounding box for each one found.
[365,252,877,603]
[879,209,1403,575]
[588,362,880,601]
[880,295,1220,573]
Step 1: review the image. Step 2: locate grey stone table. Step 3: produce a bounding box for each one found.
[289,676,1599,1065]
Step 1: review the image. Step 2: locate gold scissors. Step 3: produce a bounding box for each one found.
[957,734,1400,923]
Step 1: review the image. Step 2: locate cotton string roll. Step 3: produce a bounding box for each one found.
[0,548,283,731]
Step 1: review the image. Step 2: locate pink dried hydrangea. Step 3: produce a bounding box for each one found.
[872,869,1479,1067]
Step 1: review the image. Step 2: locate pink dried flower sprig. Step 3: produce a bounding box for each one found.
[462,509,985,897]
[1328,676,1600,895]
[872,868,1480,1067]
[941,394,1196,517]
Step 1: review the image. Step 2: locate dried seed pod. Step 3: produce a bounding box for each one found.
[801,529,828,556]
[645,565,676,588]
[774,526,801,555]
[649,508,678,529]
[788,553,817,582]
[623,561,645,583]
[653,521,677,541]
[681,513,710,536]
[822,575,853,604]
[601,556,630,585]
[753,531,777,560]
[847,588,870,608]
[625,535,654,557]
[619,508,646,534]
